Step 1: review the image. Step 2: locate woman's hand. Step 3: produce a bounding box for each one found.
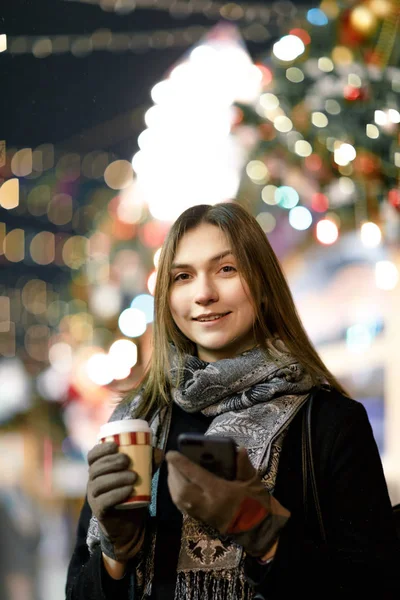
[166,446,290,558]
[87,441,147,563]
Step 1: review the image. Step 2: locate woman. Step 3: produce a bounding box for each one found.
[66,202,400,599]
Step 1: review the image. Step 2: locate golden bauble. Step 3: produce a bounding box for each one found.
[350,5,378,35]
[368,0,393,18]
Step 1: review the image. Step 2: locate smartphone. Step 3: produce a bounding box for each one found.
[177,433,237,480]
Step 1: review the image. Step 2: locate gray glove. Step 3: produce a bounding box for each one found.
[166,446,290,557]
[87,441,147,562]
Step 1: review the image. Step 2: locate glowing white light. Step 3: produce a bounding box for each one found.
[131,151,144,172]
[118,308,147,337]
[144,105,164,128]
[261,185,279,205]
[90,284,122,320]
[273,35,305,62]
[338,177,355,194]
[348,73,362,88]
[117,194,143,224]
[246,160,269,182]
[259,93,279,110]
[0,35,7,53]
[37,367,70,401]
[360,222,381,248]
[153,247,162,268]
[48,342,73,374]
[0,358,31,421]
[86,353,114,386]
[131,294,155,323]
[311,112,329,128]
[294,140,312,157]
[150,80,172,104]
[190,44,218,64]
[274,115,293,132]
[131,33,261,222]
[374,110,388,126]
[147,271,157,295]
[366,124,379,139]
[137,129,152,151]
[109,339,138,368]
[316,219,339,245]
[388,108,400,123]
[375,261,399,290]
[334,143,356,166]
[289,206,313,230]
[346,324,373,353]
[318,57,334,72]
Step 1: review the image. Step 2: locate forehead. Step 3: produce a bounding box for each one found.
[173,223,231,263]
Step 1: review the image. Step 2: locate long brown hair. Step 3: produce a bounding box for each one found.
[129,202,347,418]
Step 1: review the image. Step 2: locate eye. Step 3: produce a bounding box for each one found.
[220,265,236,274]
[173,272,191,282]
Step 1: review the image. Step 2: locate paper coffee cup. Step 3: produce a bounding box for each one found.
[99,419,152,509]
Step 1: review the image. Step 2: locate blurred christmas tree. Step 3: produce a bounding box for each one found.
[235,0,400,248]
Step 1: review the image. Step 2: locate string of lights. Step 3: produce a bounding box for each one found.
[6,22,273,57]
[63,0,297,23]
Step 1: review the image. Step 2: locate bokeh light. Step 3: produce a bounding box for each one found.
[360,222,382,248]
[275,186,299,209]
[86,353,114,386]
[104,160,134,190]
[316,219,339,244]
[30,231,55,265]
[0,178,19,210]
[246,160,269,183]
[256,212,276,234]
[89,284,122,320]
[375,261,399,290]
[261,185,279,205]
[273,35,305,62]
[147,270,157,295]
[118,307,147,337]
[307,8,329,26]
[289,206,313,230]
[130,294,154,324]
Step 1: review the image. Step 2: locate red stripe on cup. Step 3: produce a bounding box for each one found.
[120,495,151,504]
[100,431,151,445]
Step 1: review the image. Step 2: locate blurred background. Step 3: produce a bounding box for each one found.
[1,0,400,598]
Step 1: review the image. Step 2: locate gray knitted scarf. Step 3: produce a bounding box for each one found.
[87,341,315,600]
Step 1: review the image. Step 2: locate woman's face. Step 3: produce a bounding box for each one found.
[169,223,257,362]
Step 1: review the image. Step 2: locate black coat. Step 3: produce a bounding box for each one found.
[66,388,400,599]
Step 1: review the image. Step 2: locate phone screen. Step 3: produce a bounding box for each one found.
[177,433,237,480]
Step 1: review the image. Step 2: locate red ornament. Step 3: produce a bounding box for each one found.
[311,193,329,213]
[289,28,311,45]
[353,152,380,175]
[258,123,276,141]
[388,188,400,212]
[305,154,323,172]
[344,85,362,101]
[339,9,365,46]
[255,63,273,86]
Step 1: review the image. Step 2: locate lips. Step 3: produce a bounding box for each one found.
[193,312,231,322]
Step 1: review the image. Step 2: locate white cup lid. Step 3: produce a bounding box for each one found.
[99,419,151,440]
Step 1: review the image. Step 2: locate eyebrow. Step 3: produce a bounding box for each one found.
[170,250,234,270]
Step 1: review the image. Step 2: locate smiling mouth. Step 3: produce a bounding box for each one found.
[193,312,231,323]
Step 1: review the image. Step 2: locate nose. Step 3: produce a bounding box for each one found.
[193,274,218,305]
